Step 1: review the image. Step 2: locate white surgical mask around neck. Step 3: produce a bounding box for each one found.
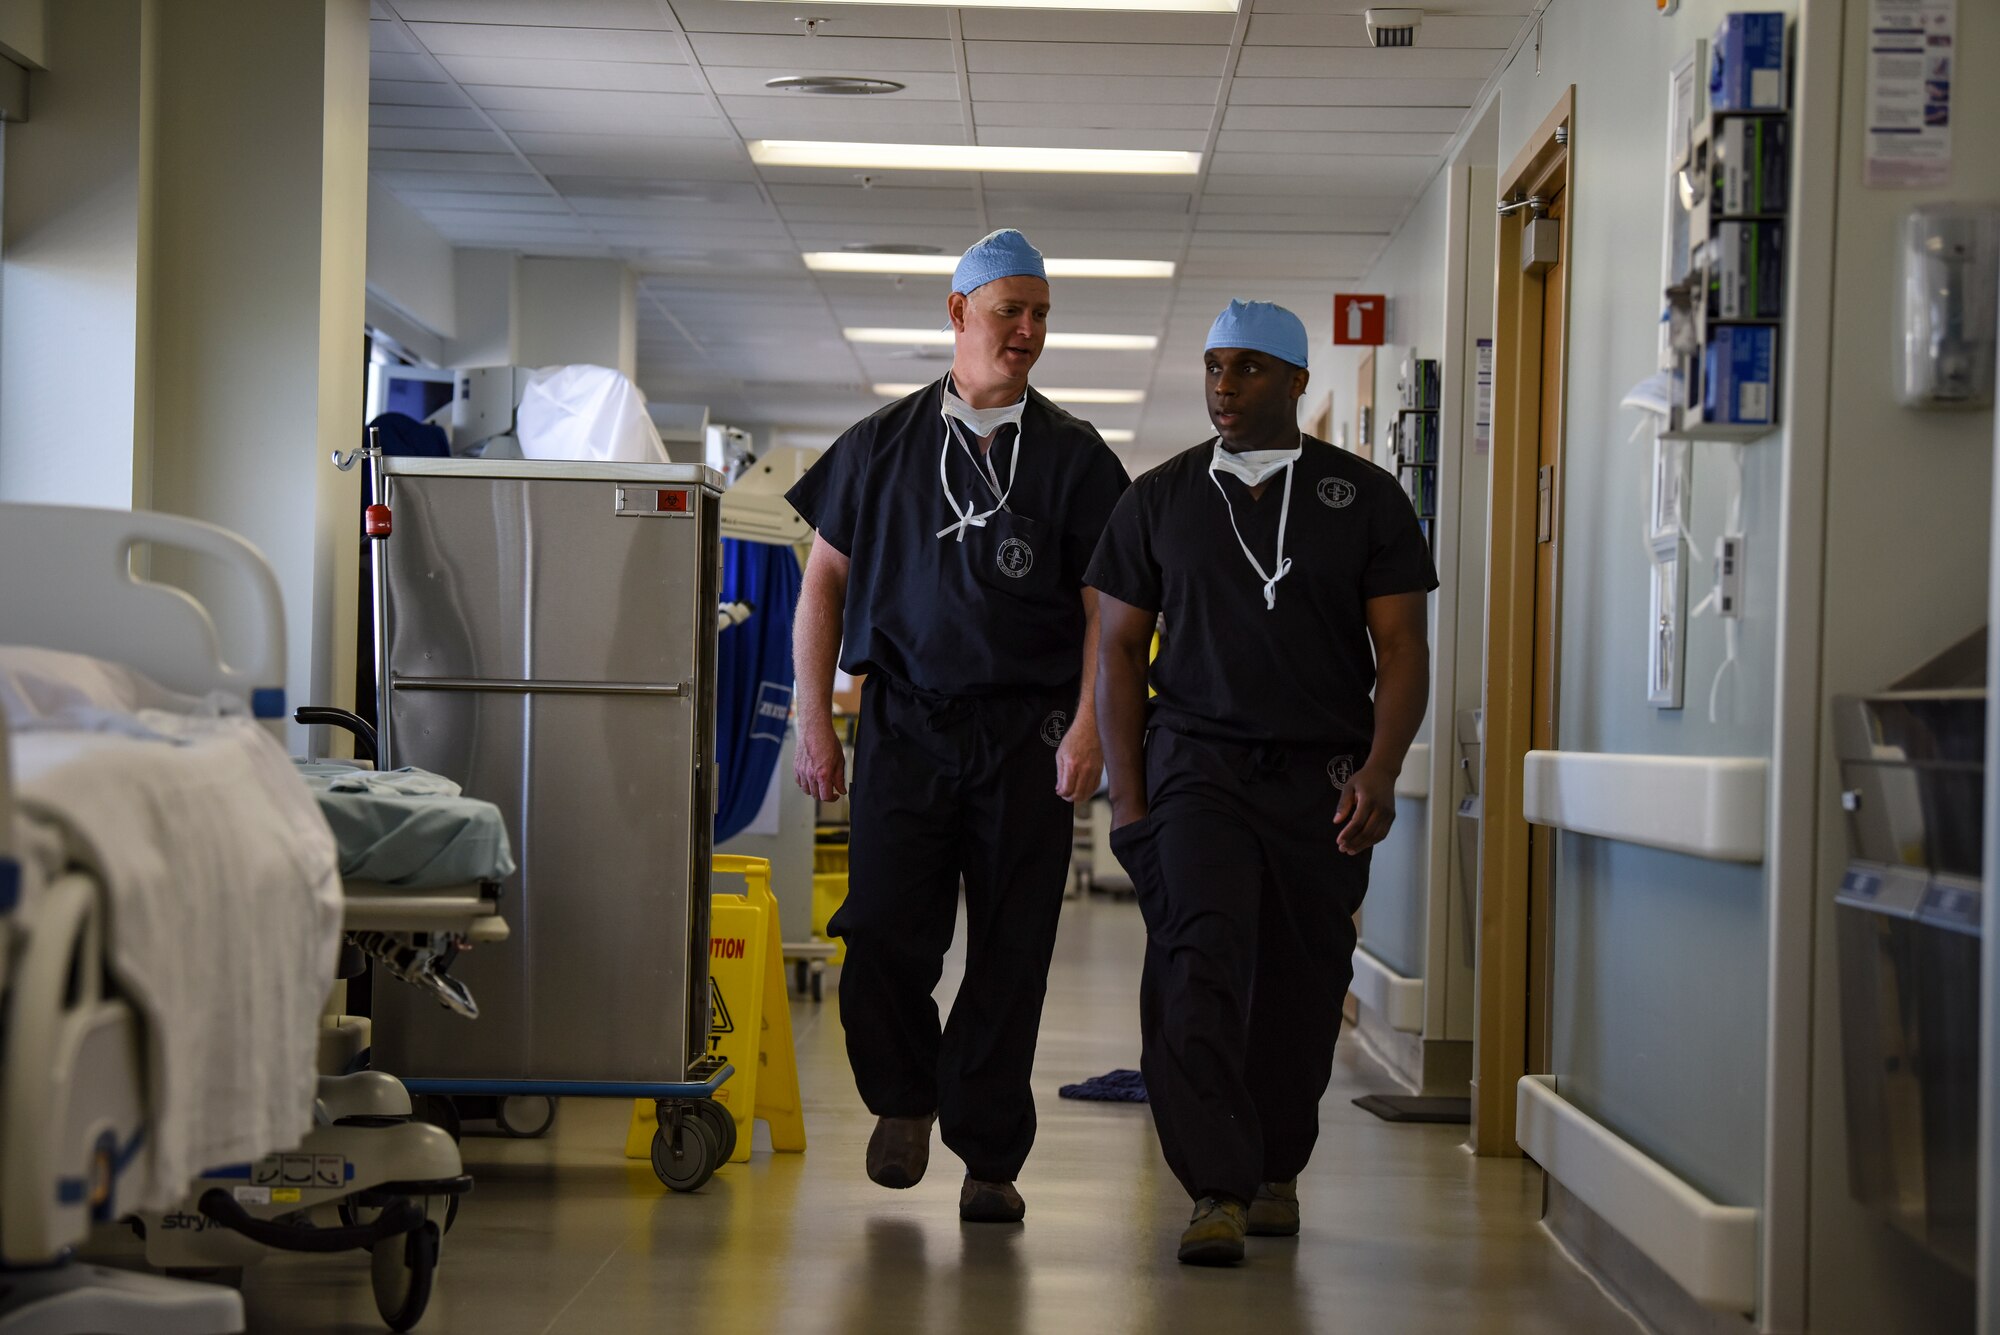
[1209,438,1301,487]
[941,375,1027,438]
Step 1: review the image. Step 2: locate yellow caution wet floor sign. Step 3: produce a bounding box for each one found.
[626,856,806,1165]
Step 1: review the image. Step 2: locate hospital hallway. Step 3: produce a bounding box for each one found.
[226,894,1630,1334]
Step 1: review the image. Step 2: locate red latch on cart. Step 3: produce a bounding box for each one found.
[364,504,392,538]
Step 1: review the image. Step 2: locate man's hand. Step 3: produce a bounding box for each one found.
[1055,721,1102,804]
[795,717,848,803]
[1334,762,1397,854]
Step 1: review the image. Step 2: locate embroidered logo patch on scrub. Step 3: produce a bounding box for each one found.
[997,537,1035,578]
[1327,755,1355,789]
[1041,711,1069,747]
[1317,477,1357,509]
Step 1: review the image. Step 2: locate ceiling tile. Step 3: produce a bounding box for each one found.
[1233,46,1501,79]
[371,19,422,52]
[977,101,1214,131]
[959,11,1231,44]
[1222,104,1467,133]
[976,126,1206,151]
[371,50,444,81]
[385,188,569,212]
[442,55,705,93]
[1228,75,1488,106]
[374,167,546,192]
[671,0,950,39]
[486,106,725,137]
[372,78,467,105]
[369,148,527,173]
[966,40,1223,77]
[407,22,684,61]
[969,72,1218,105]
[370,103,489,130]
[371,126,510,152]
[687,33,955,73]
[1213,128,1451,156]
[389,1,671,26]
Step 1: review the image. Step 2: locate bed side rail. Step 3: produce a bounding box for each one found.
[0,503,286,719]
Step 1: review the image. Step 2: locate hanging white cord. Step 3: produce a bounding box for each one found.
[936,415,1021,542]
[1208,434,1297,610]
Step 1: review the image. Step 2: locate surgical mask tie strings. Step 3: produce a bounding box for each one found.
[937,380,1024,543]
[1208,436,1298,611]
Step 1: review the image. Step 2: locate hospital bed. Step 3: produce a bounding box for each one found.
[0,502,513,1334]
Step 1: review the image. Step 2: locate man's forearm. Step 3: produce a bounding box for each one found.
[1073,589,1102,728]
[1095,630,1150,817]
[1365,643,1429,774]
[793,565,845,729]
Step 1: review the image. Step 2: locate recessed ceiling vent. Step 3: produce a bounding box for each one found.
[764,75,905,96]
[1364,8,1423,47]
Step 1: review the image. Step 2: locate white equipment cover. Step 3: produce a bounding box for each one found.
[516,364,670,464]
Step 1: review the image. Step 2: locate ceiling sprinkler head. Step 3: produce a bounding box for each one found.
[1364,8,1423,48]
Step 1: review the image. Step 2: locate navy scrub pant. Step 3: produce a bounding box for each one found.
[831,674,1076,1183]
[1110,727,1371,1206]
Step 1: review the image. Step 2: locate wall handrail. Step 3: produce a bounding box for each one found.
[1521,750,1767,863]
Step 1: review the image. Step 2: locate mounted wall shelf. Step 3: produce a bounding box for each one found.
[1352,947,1424,1034]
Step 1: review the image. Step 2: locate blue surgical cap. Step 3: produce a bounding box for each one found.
[952,228,1047,296]
[1205,299,1310,369]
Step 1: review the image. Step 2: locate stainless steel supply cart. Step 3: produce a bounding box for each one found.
[366,455,733,1191]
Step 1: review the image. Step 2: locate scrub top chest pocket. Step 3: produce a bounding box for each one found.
[967,509,1059,599]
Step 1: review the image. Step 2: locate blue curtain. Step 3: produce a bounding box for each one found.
[714,538,802,842]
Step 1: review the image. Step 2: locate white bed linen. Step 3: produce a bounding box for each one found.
[6,686,341,1212]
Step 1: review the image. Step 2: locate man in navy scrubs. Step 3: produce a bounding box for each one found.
[1086,300,1434,1264]
[786,229,1130,1223]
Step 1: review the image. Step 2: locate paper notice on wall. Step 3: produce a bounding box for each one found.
[1474,339,1494,453]
[1864,0,1956,188]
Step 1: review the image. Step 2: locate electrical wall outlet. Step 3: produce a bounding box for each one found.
[1716,533,1746,618]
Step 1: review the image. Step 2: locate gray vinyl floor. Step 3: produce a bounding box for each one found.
[225,893,1636,1334]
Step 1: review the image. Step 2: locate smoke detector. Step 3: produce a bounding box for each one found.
[1364,9,1423,47]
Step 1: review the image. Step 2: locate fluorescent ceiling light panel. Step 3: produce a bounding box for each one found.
[874,383,1144,404]
[1100,429,1136,443]
[806,253,1175,280]
[846,327,1158,351]
[751,141,1200,175]
[733,0,1235,9]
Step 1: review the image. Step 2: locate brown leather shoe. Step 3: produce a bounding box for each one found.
[1177,1196,1247,1266]
[865,1114,935,1189]
[1247,1179,1300,1236]
[959,1176,1026,1223]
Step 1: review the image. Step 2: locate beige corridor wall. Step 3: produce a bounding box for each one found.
[0,0,141,507]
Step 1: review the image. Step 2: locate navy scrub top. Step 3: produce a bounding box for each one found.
[1084,436,1438,751]
[787,379,1131,698]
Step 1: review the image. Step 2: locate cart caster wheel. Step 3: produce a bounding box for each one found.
[496,1094,558,1139]
[411,1094,461,1144]
[344,1193,459,1238]
[793,959,809,997]
[692,1098,738,1163]
[650,1115,721,1192]
[372,1221,439,1333]
[811,967,824,1003]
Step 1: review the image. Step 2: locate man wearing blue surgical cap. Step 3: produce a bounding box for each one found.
[1085,299,1436,1265]
[786,229,1129,1224]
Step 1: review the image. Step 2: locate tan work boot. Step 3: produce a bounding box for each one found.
[865,1114,935,1189]
[1247,1179,1300,1236]
[1177,1196,1247,1266]
[959,1175,1026,1223]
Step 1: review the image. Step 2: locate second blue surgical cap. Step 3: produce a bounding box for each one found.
[1206,299,1310,369]
[952,228,1047,296]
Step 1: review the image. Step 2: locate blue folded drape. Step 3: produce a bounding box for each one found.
[714,538,802,843]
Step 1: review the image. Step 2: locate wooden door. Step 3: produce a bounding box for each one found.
[1472,90,1573,1156]
[1356,350,1376,462]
